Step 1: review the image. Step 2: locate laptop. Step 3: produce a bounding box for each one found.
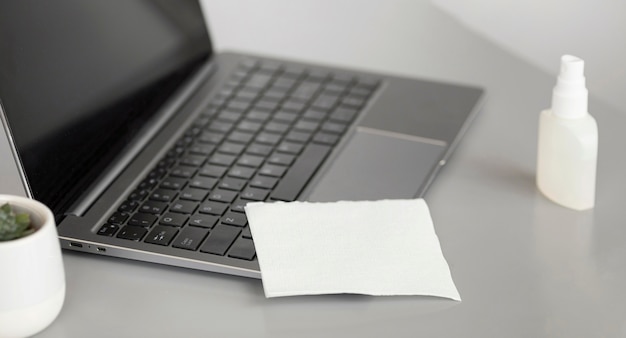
[0,0,484,278]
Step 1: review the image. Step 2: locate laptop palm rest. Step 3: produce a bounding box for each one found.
[307,129,445,202]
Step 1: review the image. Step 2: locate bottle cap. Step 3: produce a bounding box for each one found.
[551,55,588,119]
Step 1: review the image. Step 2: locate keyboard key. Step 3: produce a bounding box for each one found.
[150,189,176,203]
[264,121,290,134]
[276,141,304,155]
[228,238,256,260]
[227,131,255,144]
[118,200,139,213]
[312,132,339,145]
[329,107,358,123]
[208,121,234,133]
[230,198,250,213]
[98,224,119,237]
[189,143,215,156]
[169,200,198,214]
[198,131,225,144]
[255,132,281,146]
[159,213,188,227]
[240,188,269,201]
[170,166,196,179]
[160,177,186,190]
[117,226,148,241]
[285,131,312,143]
[237,154,265,168]
[145,226,178,246]
[179,188,209,202]
[199,225,241,256]
[208,189,238,203]
[255,99,279,112]
[180,155,206,167]
[107,212,129,225]
[341,95,366,109]
[246,143,273,157]
[128,188,149,202]
[189,176,217,190]
[188,214,219,228]
[228,166,255,180]
[294,120,319,132]
[302,109,327,121]
[249,175,278,190]
[241,226,253,239]
[281,100,306,113]
[245,110,271,122]
[218,142,245,155]
[273,110,299,123]
[198,201,228,216]
[199,165,228,178]
[219,177,247,191]
[236,120,263,133]
[139,201,167,214]
[259,164,287,178]
[321,121,347,134]
[209,153,237,167]
[268,153,295,166]
[128,213,157,227]
[221,212,248,227]
[172,226,209,251]
[271,143,331,201]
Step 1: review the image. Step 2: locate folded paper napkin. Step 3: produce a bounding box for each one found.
[244,199,460,300]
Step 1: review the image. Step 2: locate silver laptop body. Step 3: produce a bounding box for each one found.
[0,0,484,278]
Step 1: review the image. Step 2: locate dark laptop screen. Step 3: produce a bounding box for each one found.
[0,0,212,215]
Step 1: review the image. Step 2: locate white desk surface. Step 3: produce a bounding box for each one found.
[36,1,626,337]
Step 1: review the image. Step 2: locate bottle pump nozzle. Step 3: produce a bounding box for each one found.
[551,55,588,119]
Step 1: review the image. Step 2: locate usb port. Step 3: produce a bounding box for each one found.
[96,247,106,252]
[69,242,83,248]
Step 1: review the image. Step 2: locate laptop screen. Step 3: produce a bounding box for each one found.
[0,0,212,215]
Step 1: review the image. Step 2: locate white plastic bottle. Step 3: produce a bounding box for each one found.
[536,55,598,210]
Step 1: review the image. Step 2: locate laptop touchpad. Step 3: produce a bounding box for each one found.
[306,129,445,202]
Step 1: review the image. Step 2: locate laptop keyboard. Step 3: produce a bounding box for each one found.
[96,58,379,262]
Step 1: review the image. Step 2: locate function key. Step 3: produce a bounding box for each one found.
[107,212,129,225]
[118,200,139,213]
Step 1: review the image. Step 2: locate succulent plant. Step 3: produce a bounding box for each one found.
[0,203,34,241]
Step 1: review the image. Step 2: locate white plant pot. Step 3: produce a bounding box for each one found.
[0,195,65,338]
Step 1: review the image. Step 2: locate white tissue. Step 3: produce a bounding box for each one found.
[245,199,460,300]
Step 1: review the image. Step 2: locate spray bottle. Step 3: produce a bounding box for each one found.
[536,55,598,210]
